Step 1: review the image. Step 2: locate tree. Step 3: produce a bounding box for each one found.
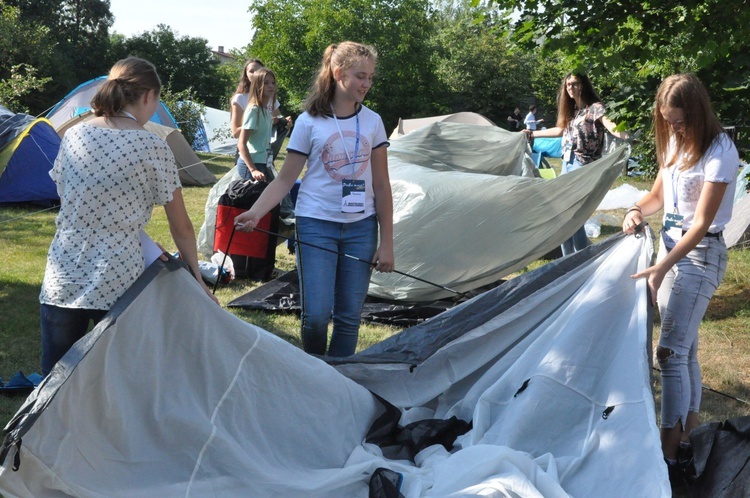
[6,0,113,112]
[431,2,535,126]
[249,0,442,130]
[0,3,56,112]
[123,25,231,108]
[487,0,750,174]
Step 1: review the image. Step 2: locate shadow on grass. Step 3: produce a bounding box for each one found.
[705,286,750,321]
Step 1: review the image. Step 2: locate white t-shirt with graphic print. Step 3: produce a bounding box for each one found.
[661,133,738,233]
[40,123,181,310]
[287,105,389,223]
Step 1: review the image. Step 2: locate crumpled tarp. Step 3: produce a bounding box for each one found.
[0,230,668,497]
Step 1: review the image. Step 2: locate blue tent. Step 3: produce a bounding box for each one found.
[0,106,60,206]
[46,76,179,130]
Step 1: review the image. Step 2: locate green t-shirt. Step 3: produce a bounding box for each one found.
[241,104,273,166]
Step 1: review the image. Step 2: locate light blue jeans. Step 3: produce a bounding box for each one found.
[656,232,728,429]
[560,155,591,256]
[295,215,377,357]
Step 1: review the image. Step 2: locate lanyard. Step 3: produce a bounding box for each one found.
[118,111,138,121]
[670,165,681,214]
[331,105,360,177]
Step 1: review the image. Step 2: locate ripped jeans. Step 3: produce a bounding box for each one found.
[656,232,728,429]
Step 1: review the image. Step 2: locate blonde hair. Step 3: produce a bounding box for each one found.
[91,57,161,117]
[247,67,275,116]
[653,74,725,171]
[304,41,377,117]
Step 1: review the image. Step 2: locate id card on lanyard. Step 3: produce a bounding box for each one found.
[664,166,684,246]
[332,107,365,214]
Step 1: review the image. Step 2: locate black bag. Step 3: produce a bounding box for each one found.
[215,179,280,281]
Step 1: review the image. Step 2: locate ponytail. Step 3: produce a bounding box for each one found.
[304,42,377,117]
[91,57,161,118]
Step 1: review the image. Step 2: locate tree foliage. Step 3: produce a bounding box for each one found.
[489,0,750,175]
[249,0,442,130]
[122,25,232,108]
[5,0,113,112]
[431,2,535,126]
[159,86,205,148]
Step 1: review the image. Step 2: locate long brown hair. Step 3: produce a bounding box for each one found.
[555,72,602,129]
[235,58,265,95]
[247,67,275,116]
[91,57,161,118]
[653,74,725,171]
[304,41,377,117]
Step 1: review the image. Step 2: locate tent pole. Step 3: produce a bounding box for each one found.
[241,224,471,299]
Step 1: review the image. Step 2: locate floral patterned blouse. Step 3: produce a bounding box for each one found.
[40,123,181,310]
[564,102,606,165]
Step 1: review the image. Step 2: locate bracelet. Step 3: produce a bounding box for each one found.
[626,205,642,214]
[531,131,534,138]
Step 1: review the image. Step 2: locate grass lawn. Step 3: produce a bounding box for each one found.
[1,149,749,446]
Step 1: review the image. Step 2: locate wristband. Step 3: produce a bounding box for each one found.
[626,205,642,214]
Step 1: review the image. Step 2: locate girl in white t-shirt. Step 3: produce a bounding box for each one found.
[235,41,394,357]
[623,74,738,479]
[236,67,276,182]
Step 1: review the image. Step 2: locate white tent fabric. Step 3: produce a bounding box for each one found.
[389,112,496,139]
[725,162,750,249]
[370,122,628,301]
[199,105,236,155]
[0,231,668,497]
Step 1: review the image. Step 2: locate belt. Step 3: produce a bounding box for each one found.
[682,230,722,238]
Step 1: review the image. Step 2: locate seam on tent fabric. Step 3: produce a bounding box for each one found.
[0,118,56,169]
[185,332,262,497]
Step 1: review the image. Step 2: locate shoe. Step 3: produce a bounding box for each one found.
[677,444,696,484]
[666,459,687,492]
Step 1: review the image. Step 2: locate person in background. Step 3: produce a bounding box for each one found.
[235,41,394,357]
[622,73,737,486]
[507,107,523,131]
[524,104,544,130]
[236,67,277,181]
[525,72,631,255]
[230,59,292,142]
[39,57,218,376]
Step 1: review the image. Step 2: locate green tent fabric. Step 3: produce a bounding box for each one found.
[368,122,628,301]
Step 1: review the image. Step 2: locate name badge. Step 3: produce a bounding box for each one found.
[664,212,684,241]
[341,179,365,213]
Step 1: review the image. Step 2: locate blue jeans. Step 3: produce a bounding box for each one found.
[560,155,591,256]
[40,303,108,376]
[236,157,272,181]
[656,233,728,429]
[295,215,377,357]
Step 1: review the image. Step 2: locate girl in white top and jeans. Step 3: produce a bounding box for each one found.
[623,74,738,480]
[235,42,394,357]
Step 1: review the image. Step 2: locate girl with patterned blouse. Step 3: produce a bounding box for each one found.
[39,57,218,376]
[525,72,631,255]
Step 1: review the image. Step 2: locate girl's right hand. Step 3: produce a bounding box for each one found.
[234,210,261,232]
[250,169,266,182]
[622,210,644,234]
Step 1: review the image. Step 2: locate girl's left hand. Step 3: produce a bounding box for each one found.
[631,264,666,305]
[372,245,394,273]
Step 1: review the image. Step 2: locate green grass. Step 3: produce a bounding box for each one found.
[1,150,749,439]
